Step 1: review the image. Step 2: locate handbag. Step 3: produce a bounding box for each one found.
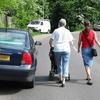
[83,31,97,57]
[92,48,97,57]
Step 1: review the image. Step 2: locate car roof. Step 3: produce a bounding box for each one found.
[0,28,28,34]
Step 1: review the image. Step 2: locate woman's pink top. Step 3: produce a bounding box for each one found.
[81,29,95,48]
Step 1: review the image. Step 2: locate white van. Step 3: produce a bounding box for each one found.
[27,19,51,33]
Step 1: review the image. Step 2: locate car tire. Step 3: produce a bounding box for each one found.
[24,76,35,88]
[39,29,41,32]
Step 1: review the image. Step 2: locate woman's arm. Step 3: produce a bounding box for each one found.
[94,31,100,47]
[78,32,82,53]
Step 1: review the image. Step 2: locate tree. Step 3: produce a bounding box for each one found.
[48,0,79,31]
[0,0,100,30]
[0,0,49,29]
[48,0,100,31]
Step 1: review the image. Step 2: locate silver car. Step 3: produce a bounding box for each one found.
[93,23,100,31]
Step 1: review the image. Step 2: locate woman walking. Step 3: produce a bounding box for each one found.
[78,20,100,85]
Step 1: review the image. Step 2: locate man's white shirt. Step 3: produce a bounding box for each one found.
[51,27,73,52]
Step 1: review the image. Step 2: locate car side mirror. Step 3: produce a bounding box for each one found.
[35,41,42,45]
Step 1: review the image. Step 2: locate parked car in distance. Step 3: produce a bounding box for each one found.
[0,28,42,88]
[93,23,100,31]
[27,19,51,33]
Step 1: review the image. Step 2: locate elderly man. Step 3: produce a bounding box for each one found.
[49,18,74,87]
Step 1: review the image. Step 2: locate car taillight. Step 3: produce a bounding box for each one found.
[22,53,32,64]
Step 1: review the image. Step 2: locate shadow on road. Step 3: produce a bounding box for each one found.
[0,81,24,95]
[36,76,87,87]
[67,78,87,85]
[36,75,59,87]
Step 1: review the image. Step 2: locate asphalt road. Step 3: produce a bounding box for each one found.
[0,31,100,100]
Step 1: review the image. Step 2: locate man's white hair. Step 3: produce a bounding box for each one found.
[58,18,66,27]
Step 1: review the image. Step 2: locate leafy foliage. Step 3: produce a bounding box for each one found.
[0,0,100,31]
[48,0,100,31]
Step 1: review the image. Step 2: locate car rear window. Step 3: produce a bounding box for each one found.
[0,32,26,50]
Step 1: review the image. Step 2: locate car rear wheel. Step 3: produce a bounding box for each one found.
[24,76,35,88]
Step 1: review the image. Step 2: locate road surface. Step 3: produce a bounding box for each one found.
[0,31,100,100]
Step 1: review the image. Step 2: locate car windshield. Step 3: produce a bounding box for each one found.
[0,32,26,50]
[31,21,40,24]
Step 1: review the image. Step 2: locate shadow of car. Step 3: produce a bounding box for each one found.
[0,28,42,88]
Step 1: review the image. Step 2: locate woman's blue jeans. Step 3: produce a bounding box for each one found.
[54,52,70,77]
